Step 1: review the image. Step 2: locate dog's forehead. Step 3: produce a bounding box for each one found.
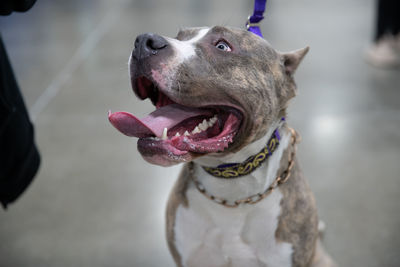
[176,27,209,41]
[176,26,248,40]
[175,26,273,52]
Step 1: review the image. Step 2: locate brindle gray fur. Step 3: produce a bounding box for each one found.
[130,26,335,266]
[275,141,320,266]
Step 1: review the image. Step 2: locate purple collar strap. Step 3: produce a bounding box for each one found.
[246,0,267,37]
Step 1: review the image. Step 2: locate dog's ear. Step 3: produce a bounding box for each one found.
[281,46,309,76]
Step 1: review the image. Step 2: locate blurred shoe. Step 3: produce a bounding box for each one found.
[365,35,400,68]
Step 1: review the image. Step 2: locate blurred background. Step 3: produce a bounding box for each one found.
[1,0,400,266]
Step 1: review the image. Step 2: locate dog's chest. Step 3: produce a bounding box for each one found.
[174,184,293,267]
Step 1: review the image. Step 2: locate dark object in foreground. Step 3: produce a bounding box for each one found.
[0,0,40,208]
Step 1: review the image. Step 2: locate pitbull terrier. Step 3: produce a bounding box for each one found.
[109,26,336,267]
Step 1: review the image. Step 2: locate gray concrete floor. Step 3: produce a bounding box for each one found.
[1,0,399,266]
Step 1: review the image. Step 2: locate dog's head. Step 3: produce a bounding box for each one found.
[109,26,308,166]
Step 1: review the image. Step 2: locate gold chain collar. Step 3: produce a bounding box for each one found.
[201,128,281,179]
[189,128,298,208]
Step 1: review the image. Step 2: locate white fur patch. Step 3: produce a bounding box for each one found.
[166,28,209,63]
[174,126,294,267]
[175,191,293,267]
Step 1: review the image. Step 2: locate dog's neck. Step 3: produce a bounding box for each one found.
[192,120,292,203]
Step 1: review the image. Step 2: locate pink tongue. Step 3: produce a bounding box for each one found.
[109,104,211,138]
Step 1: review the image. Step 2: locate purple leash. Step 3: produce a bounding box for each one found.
[246,0,267,37]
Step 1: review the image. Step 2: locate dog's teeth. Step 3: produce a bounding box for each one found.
[175,132,181,137]
[192,126,201,134]
[184,131,190,136]
[198,119,208,131]
[209,116,217,125]
[162,128,168,140]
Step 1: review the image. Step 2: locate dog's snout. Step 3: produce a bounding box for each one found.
[133,33,168,59]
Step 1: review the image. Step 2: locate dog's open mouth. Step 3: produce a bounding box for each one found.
[109,76,242,164]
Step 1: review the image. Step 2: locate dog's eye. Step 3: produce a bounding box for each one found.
[215,41,231,52]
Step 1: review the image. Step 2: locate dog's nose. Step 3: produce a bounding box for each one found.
[133,33,168,59]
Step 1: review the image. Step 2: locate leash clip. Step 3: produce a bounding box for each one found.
[246,0,267,37]
[246,15,260,30]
